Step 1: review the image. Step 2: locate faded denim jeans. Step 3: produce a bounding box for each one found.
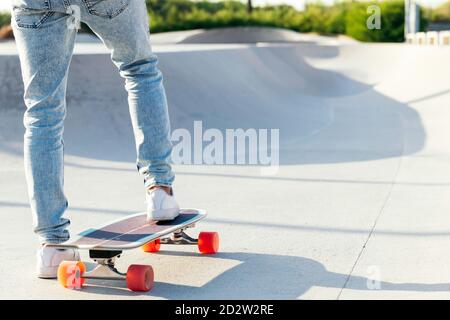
[11,0,175,244]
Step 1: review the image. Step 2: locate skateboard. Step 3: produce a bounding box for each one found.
[47,209,219,292]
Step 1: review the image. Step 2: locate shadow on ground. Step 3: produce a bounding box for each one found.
[52,251,450,299]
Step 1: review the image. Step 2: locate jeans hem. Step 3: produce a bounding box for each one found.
[39,238,70,245]
[144,181,173,189]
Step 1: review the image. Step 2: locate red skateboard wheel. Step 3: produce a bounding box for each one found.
[198,232,219,254]
[126,264,154,292]
[141,238,161,253]
[57,261,86,289]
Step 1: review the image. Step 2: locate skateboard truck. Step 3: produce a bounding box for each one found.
[160,227,198,245]
[85,250,126,281]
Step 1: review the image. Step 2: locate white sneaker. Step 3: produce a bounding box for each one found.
[37,246,80,279]
[146,188,180,222]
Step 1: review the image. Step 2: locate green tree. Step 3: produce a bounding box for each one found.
[346,1,406,42]
[0,12,11,28]
[143,1,429,42]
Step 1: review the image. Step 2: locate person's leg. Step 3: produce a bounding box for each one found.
[11,0,77,244]
[79,0,178,220]
[79,0,175,189]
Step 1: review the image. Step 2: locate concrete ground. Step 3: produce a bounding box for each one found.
[2,28,450,299]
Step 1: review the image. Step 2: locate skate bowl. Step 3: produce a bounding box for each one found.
[149,26,358,45]
[3,28,450,299]
[0,28,427,165]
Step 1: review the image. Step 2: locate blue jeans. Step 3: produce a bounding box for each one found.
[11,0,175,244]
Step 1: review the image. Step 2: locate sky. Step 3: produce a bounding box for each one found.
[0,0,449,12]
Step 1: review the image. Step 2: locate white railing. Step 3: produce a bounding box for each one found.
[406,30,450,45]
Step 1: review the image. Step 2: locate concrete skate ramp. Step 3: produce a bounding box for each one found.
[151,27,357,44]
[5,28,450,299]
[151,27,358,45]
[0,33,426,165]
[177,27,309,43]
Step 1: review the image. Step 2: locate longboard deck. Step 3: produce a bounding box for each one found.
[47,209,206,251]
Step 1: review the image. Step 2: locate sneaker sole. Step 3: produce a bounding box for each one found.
[37,266,59,279]
[37,252,81,279]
